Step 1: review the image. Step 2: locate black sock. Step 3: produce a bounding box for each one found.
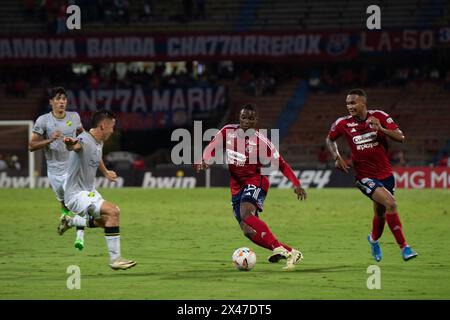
[104,226,120,236]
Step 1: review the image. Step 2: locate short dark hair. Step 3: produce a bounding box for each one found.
[240,103,258,114]
[91,109,116,128]
[49,87,67,99]
[348,88,367,98]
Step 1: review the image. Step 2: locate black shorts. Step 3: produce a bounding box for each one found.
[356,175,395,198]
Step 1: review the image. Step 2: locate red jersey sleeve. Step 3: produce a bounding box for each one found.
[328,117,344,141]
[258,133,301,187]
[375,111,399,130]
[202,126,227,164]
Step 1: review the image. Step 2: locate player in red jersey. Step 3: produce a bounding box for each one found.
[326,89,418,262]
[195,104,307,270]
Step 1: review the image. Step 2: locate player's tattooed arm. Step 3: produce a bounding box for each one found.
[326,136,350,173]
[63,137,81,152]
[29,131,62,152]
[368,117,405,143]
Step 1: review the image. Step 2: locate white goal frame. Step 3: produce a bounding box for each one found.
[0,120,35,188]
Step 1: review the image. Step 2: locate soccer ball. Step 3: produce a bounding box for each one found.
[232,247,256,271]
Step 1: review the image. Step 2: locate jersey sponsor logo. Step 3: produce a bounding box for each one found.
[352,131,377,145]
[66,120,72,126]
[226,132,237,139]
[356,141,379,151]
[226,149,246,166]
[346,122,358,127]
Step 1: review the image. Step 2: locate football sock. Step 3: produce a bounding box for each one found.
[371,214,386,241]
[280,242,292,252]
[70,215,87,227]
[76,227,84,240]
[105,227,120,262]
[386,212,407,249]
[243,215,282,250]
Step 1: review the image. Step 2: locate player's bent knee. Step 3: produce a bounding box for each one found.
[385,199,397,212]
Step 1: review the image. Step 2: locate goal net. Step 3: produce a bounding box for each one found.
[0,121,36,188]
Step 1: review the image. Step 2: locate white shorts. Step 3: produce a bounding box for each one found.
[65,190,105,218]
[48,173,67,202]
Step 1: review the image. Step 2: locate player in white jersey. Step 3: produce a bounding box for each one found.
[59,109,136,270]
[29,87,117,251]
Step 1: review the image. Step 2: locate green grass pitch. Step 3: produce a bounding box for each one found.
[0,188,449,299]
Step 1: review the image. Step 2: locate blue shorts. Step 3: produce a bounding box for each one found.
[231,184,266,224]
[356,175,395,198]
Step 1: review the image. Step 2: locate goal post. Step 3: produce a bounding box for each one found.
[0,120,35,188]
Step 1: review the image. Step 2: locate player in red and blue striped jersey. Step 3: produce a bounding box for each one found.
[195,103,307,270]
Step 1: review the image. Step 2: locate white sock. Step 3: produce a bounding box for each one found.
[76,228,84,240]
[105,235,121,262]
[70,215,87,227]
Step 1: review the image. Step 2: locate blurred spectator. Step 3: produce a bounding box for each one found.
[140,0,154,21]
[114,0,130,23]
[389,150,407,167]
[0,154,8,171]
[13,79,28,98]
[437,152,450,167]
[56,1,67,34]
[9,155,22,171]
[133,157,146,170]
[90,71,100,90]
[317,145,330,168]
[195,0,205,19]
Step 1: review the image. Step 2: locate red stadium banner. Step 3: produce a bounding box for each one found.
[0,31,357,63]
[393,167,450,189]
[0,28,446,64]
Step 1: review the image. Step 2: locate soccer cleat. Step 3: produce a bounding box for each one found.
[283,249,303,271]
[57,215,72,235]
[367,234,382,262]
[109,257,137,270]
[401,246,418,261]
[74,239,84,251]
[268,246,289,263]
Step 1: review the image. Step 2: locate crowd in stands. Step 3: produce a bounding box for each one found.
[307,64,450,94]
[23,0,207,33]
[0,153,21,172]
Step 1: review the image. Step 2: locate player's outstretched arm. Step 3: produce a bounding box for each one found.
[29,131,62,152]
[64,137,81,152]
[294,185,307,200]
[326,136,350,173]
